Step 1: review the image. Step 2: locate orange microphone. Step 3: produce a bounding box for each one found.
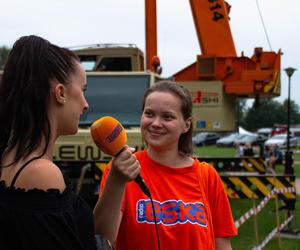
[91,116,151,197]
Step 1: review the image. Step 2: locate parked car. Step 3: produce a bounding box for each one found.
[257,127,272,138]
[234,134,267,146]
[264,134,298,149]
[216,133,245,147]
[192,132,220,146]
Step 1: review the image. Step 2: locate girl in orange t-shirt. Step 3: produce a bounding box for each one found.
[94,81,237,249]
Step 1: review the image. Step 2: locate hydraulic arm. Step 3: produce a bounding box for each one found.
[145,0,281,98]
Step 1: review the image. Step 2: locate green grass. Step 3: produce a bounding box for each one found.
[193,145,236,157]
[193,145,300,249]
[230,198,300,250]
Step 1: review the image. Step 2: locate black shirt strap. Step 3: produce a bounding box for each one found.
[10,156,41,188]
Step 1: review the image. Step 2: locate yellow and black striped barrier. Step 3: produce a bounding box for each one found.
[221,173,296,200]
[200,157,296,200]
[93,162,107,181]
[201,157,266,173]
[90,157,296,201]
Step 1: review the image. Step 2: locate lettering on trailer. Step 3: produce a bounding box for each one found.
[190,90,219,105]
[208,0,225,21]
[55,144,145,161]
[55,145,101,161]
[137,199,208,226]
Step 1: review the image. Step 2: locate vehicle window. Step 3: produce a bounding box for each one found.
[80,74,150,126]
[79,55,97,71]
[274,135,286,139]
[97,57,132,71]
[196,134,206,139]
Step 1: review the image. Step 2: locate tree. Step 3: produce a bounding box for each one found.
[235,98,247,130]
[0,46,10,69]
[244,99,284,130]
[243,98,300,131]
[282,99,300,124]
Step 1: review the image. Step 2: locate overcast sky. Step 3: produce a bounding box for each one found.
[1,0,299,106]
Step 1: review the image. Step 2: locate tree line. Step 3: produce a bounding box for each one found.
[237,98,300,131]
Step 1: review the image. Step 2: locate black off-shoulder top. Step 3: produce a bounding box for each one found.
[0,175,97,250]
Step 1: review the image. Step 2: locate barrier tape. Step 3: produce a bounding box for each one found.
[251,215,294,250]
[234,187,296,228]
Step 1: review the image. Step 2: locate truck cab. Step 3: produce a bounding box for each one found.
[74,44,144,72]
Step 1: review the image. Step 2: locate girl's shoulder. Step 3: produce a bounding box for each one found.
[194,159,219,179]
[13,159,65,192]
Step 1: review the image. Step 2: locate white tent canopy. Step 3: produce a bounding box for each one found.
[238,127,255,135]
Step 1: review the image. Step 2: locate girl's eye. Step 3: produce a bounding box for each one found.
[83,83,87,92]
[164,114,174,120]
[144,111,153,117]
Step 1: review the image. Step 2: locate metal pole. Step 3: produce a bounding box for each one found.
[236,98,240,133]
[145,0,158,71]
[284,67,296,174]
[287,75,291,153]
[274,185,282,249]
[252,194,259,246]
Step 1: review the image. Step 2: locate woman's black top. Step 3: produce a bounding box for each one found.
[0,160,97,250]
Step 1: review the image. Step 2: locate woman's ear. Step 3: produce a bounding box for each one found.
[53,83,67,104]
[183,117,192,133]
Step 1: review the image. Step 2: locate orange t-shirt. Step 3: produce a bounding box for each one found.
[100,150,237,250]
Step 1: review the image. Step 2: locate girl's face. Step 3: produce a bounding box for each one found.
[141,91,191,152]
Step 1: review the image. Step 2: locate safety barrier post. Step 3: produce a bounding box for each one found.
[274,187,282,249]
[251,186,259,246]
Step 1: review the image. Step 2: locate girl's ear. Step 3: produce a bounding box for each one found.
[53,83,67,104]
[183,117,192,133]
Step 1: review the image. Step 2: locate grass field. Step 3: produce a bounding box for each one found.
[193,145,300,250]
[230,198,300,250]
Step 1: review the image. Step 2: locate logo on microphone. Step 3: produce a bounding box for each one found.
[136,199,208,226]
[106,124,122,144]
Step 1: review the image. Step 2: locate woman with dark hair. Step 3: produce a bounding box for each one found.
[0,35,96,249]
[94,81,237,249]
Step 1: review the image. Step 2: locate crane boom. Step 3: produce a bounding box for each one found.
[144,0,280,98]
[145,0,158,71]
[189,0,236,57]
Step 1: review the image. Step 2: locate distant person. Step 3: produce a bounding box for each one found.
[0,36,97,249]
[94,81,237,249]
[264,145,275,173]
[268,144,283,171]
[243,143,254,157]
[264,145,271,162]
[258,142,265,158]
[236,143,244,157]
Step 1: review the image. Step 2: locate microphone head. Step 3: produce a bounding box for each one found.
[90,116,127,156]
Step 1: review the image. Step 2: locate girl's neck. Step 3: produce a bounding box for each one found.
[146,148,194,168]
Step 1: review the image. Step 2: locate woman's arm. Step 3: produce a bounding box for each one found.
[216,237,232,250]
[93,147,140,244]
